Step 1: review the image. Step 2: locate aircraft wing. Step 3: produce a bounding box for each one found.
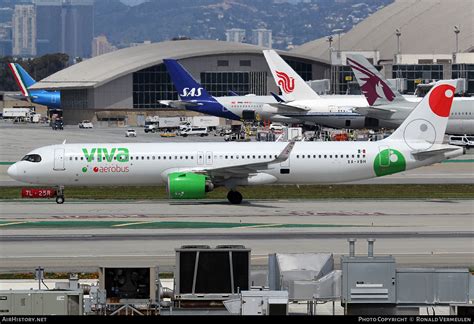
[354,106,398,119]
[161,140,296,182]
[204,139,296,179]
[411,147,460,160]
[159,100,201,109]
[268,102,311,111]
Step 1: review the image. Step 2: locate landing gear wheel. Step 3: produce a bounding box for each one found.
[227,191,243,204]
[56,195,65,204]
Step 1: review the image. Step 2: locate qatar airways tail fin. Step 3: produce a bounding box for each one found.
[346,54,406,106]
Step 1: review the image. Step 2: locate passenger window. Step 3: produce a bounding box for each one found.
[147,156,150,160]
[324,155,327,158]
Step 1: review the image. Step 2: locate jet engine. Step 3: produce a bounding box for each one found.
[167,172,214,199]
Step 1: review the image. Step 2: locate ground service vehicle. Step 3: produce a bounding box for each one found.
[449,135,474,148]
[125,129,137,137]
[79,120,93,128]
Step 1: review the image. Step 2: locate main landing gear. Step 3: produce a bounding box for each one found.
[227,190,243,204]
[56,186,65,204]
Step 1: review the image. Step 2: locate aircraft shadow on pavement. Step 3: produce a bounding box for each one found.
[169,201,279,208]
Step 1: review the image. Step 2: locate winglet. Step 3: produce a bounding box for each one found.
[270,92,285,103]
[62,139,67,144]
[274,138,297,163]
[228,90,239,96]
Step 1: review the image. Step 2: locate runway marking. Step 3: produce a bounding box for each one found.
[236,223,284,229]
[0,221,28,227]
[112,221,157,227]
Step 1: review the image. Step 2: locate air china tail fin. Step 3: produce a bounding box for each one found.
[346,54,406,106]
[9,63,36,97]
[387,80,456,146]
[163,59,216,102]
[263,50,320,101]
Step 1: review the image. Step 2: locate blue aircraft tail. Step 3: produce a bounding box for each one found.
[163,59,217,102]
[9,63,36,96]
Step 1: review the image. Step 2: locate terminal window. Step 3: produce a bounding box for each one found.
[133,64,178,109]
[200,71,267,97]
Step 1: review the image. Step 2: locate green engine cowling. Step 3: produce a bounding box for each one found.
[167,172,214,199]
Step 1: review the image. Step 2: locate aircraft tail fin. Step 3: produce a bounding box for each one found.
[263,50,320,101]
[346,54,406,106]
[387,80,456,146]
[8,63,36,97]
[163,59,216,102]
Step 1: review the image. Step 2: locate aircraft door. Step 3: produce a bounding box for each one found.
[197,151,204,165]
[54,148,65,171]
[205,151,213,165]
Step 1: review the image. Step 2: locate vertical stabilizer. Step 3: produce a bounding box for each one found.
[263,50,320,101]
[163,59,216,102]
[9,63,36,97]
[346,54,405,106]
[387,80,456,150]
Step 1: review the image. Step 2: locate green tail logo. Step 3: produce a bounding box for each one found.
[373,148,406,177]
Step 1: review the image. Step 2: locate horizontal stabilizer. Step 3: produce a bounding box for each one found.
[411,147,459,159]
[269,102,310,111]
[270,92,285,103]
[159,100,201,109]
[354,106,397,119]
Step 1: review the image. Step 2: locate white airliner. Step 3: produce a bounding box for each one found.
[262,50,420,129]
[346,53,474,135]
[160,58,380,128]
[8,81,463,204]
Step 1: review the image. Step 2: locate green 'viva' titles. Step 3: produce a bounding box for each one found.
[82,147,129,162]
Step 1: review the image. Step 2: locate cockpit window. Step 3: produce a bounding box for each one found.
[21,154,42,163]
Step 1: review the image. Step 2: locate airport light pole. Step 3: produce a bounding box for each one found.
[327,35,333,62]
[395,28,401,64]
[454,26,460,53]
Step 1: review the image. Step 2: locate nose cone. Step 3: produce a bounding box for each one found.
[7,164,18,180]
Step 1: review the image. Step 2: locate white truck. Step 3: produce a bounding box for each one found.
[2,107,40,123]
[159,117,182,129]
[179,116,220,130]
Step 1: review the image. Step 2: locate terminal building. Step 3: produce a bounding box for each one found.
[30,40,330,125]
[29,0,473,125]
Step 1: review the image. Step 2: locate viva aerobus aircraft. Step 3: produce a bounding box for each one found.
[8,81,463,204]
[346,54,474,135]
[8,63,61,109]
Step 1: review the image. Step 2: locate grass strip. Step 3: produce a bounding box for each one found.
[0,184,473,200]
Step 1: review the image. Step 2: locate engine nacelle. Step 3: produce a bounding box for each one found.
[167,172,214,199]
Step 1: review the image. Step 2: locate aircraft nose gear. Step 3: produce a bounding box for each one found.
[55,186,65,204]
[227,190,243,204]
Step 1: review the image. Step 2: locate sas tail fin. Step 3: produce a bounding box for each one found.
[163,59,216,102]
[387,80,456,146]
[8,63,36,97]
[346,54,406,106]
[263,50,320,101]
